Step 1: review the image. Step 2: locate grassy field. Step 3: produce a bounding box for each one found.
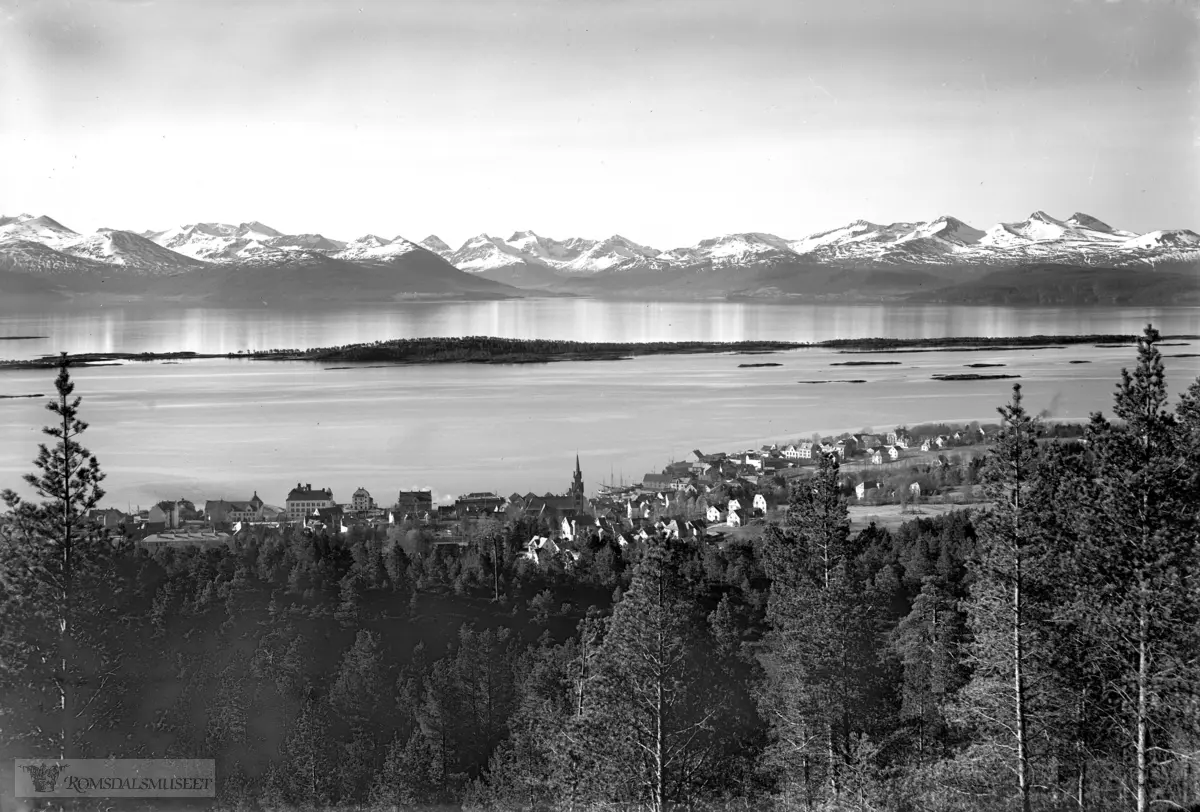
[848,502,972,530]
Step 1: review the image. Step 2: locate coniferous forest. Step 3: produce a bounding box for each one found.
[1,326,1199,812]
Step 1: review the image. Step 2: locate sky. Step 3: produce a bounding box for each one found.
[1,0,1197,249]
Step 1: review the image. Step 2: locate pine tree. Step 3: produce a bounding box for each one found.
[892,576,967,767]
[278,694,335,807]
[955,384,1058,811]
[759,453,885,808]
[578,538,719,812]
[370,728,443,809]
[1066,326,1200,811]
[0,354,116,759]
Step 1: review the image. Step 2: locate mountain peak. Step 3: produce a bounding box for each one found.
[237,221,283,238]
[508,229,540,242]
[420,235,452,253]
[1027,210,1059,224]
[350,234,391,246]
[1065,212,1114,233]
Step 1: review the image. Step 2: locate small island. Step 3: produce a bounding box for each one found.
[933,373,1022,381]
[830,361,902,366]
[965,363,1006,368]
[739,362,783,368]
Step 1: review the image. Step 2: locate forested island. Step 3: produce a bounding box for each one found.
[0,326,1198,811]
[2,333,1197,369]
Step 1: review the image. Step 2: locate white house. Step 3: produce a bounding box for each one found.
[728,510,741,528]
[909,482,921,497]
[888,446,900,461]
[727,498,742,513]
[752,493,768,512]
[868,448,884,465]
[706,505,722,523]
[855,482,866,499]
[920,438,932,452]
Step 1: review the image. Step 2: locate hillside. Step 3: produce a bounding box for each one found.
[908,263,1200,306]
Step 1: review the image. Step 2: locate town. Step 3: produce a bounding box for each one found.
[88,420,1087,559]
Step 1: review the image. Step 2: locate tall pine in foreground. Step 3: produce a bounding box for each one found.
[0,353,121,760]
[953,384,1058,810]
[1066,325,1200,811]
[760,452,888,810]
[575,539,724,812]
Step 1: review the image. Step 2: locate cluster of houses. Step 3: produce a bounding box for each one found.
[88,423,993,553]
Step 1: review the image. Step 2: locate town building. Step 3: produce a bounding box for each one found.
[396,489,434,523]
[454,492,506,518]
[351,487,374,512]
[205,493,266,525]
[88,507,130,531]
[285,483,334,522]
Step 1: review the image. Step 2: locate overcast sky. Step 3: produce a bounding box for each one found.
[1,0,1196,248]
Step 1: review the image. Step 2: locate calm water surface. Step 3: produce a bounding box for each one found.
[1,301,1197,508]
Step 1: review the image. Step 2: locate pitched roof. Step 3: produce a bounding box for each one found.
[286,483,333,501]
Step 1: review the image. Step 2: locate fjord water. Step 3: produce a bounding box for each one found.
[1,301,1198,509]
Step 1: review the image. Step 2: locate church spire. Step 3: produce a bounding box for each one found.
[571,454,585,512]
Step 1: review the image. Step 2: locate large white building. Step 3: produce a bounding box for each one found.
[285,483,335,522]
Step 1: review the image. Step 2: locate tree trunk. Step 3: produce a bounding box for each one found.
[1075,692,1087,811]
[1076,754,1086,811]
[827,722,840,803]
[60,380,75,760]
[1014,568,1031,812]
[802,752,812,812]
[1010,441,1032,812]
[1136,599,1149,812]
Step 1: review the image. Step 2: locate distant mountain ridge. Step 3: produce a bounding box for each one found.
[418,211,1199,280]
[0,214,518,305]
[1,211,1197,305]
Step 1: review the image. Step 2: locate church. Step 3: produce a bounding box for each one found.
[508,455,592,522]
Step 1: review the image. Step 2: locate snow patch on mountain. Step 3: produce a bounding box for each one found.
[0,214,79,247]
[898,216,985,247]
[447,234,536,272]
[333,235,422,262]
[58,229,206,274]
[1122,229,1200,250]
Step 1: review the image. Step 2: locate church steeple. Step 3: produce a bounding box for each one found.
[571,454,585,512]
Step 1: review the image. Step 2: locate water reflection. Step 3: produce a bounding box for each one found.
[1,301,1197,360]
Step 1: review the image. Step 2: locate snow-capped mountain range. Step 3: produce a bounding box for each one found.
[1,211,1197,283]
